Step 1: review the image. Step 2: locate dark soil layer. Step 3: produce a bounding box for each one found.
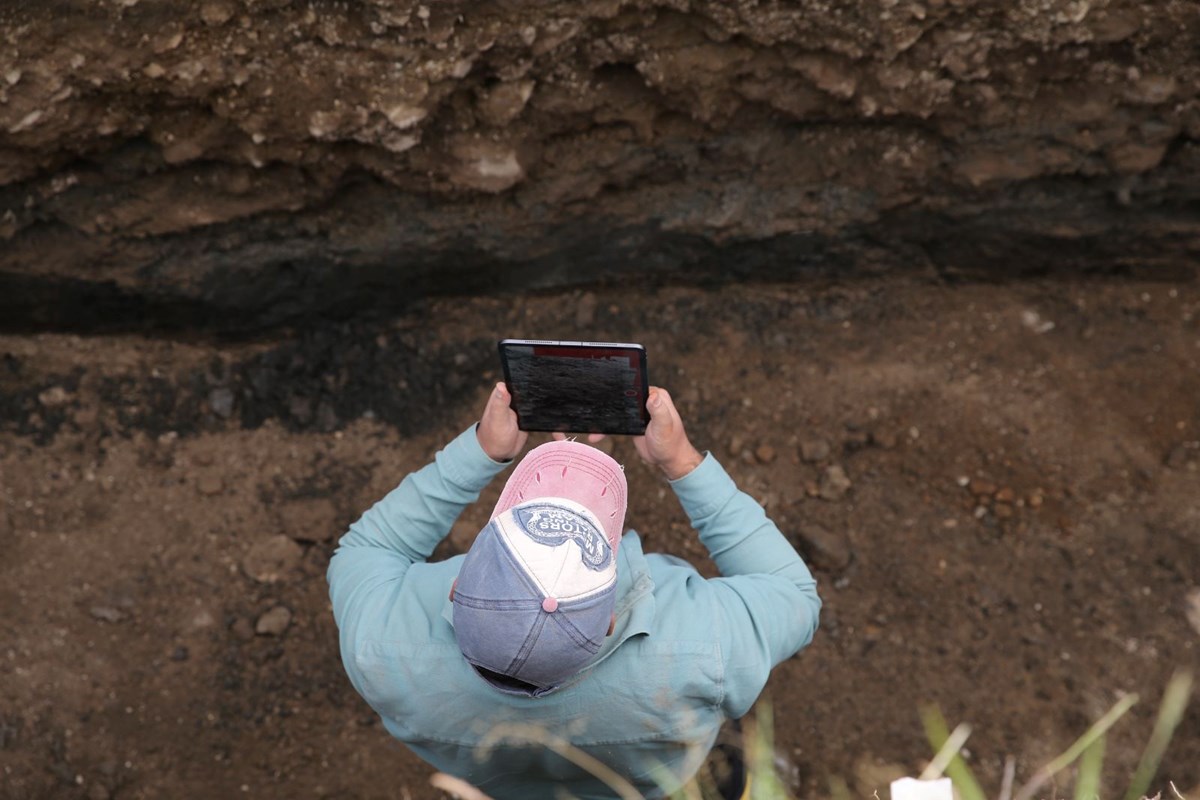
[2,278,1199,799]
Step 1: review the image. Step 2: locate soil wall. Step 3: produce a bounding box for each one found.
[2,0,1198,333]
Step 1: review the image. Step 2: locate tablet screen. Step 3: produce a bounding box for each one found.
[498,340,649,435]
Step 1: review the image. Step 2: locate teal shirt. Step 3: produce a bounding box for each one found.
[328,427,820,799]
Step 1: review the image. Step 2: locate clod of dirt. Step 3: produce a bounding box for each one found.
[37,386,72,408]
[792,524,852,573]
[255,605,292,636]
[819,465,853,501]
[277,497,340,543]
[800,439,831,463]
[208,387,235,419]
[755,444,777,464]
[88,605,126,623]
[242,535,304,584]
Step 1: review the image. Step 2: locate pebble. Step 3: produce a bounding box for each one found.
[208,387,235,419]
[190,609,217,629]
[1028,492,1044,509]
[256,605,292,636]
[196,475,225,496]
[995,486,1016,503]
[969,478,997,497]
[819,465,852,501]
[89,606,126,623]
[800,439,831,462]
[37,386,72,408]
[200,1,235,25]
[170,645,189,661]
[793,524,852,571]
[241,535,304,584]
[755,444,777,464]
[994,503,1014,519]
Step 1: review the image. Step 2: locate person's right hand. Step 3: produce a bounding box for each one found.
[633,387,703,480]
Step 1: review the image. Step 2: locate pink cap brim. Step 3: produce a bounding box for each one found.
[492,440,627,553]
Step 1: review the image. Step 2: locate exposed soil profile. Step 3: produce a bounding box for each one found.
[2,1,1199,331]
[2,278,1198,799]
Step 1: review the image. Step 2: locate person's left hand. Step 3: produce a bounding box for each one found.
[477,382,528,462]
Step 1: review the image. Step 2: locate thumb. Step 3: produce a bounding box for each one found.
[645,388,677,437]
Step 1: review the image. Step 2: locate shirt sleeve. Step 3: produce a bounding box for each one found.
[669,453,821,718]
[326,425,511,634]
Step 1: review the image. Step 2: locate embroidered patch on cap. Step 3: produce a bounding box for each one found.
[513,503,612,570]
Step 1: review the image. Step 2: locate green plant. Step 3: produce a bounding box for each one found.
[919,670,1193,800]
[429,672,1193,800]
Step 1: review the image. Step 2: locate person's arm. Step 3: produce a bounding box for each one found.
[635,387,821,717]
[327,383,528,632]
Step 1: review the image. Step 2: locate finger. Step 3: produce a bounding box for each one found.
[587,433,606,443]
[551,432,567,441]
[483,382,506,415]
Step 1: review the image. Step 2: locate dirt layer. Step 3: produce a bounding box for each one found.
[3,1,1200,329]
[2,277,1199,799]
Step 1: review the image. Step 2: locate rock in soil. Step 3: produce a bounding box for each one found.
[255,605,293,636]
[793,524,853,572]
[819,465,852,501]
[89,605,126,623]
[242,535,304,584]
[800,439,831,462]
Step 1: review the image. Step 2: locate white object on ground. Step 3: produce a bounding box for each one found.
[891,777,954,800]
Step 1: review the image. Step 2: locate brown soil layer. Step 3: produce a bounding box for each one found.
[3,2,1200,332]
[2,277,1199,799]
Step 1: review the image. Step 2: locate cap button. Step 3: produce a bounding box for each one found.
[541,597,559,613]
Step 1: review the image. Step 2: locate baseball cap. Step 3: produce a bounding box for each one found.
[452,439,627,695]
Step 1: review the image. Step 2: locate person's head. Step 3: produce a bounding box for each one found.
[451,439,627,696]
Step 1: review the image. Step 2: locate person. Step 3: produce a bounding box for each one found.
[327,383,821,799]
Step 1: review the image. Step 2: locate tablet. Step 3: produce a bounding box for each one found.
[498,339,650,435]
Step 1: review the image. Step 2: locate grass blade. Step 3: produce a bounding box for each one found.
[998,756,1016,800]
[828,774,853,800]
[919,706,987,800]
[746,706,790,800]
[1124,670,1194,800]
[1014,692,1138,800]
[919,723,972,781]
[1073,734,1105,800]
[476,723,645,800]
